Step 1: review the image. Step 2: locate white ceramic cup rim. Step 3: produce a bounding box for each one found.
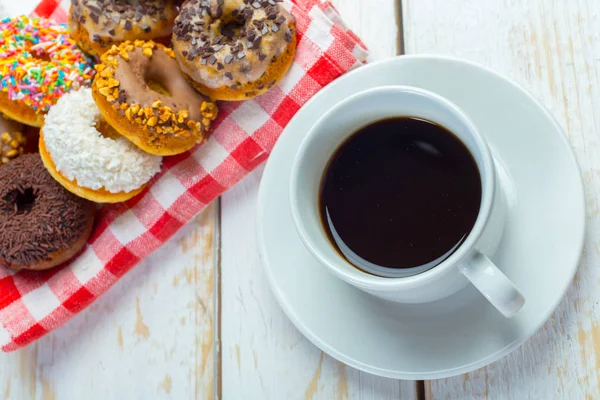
[289,85,496,291]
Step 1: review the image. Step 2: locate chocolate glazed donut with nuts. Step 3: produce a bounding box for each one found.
[0,154,96,271]
[69,0,181,58]
[92,40,218,156]
[172,0,297,101]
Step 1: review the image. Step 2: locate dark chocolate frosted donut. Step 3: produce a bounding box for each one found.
[0,154,96,271]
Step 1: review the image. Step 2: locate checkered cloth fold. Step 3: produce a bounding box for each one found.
[0,0,368,351]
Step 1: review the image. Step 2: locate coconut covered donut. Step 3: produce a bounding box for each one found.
[40,87,162,203]
[69,0,181,58]
[172,0,297,100]
[0,154,96,271]
[92,40,218,156]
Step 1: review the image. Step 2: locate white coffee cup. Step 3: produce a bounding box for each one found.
[289,86,525,318]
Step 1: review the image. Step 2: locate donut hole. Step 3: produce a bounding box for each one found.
[144,68,172,97]
[32,49,52,63]
[146,79,171,96]
[95,118,120,140]
[10,188,37,214]
[221,20,245,42]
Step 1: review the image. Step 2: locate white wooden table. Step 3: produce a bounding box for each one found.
[2,0,600,398]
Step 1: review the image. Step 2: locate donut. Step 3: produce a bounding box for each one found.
[0,114,26,166]
[172,0,297,101]
[40,87,163,203]
[69,0,181,58]
[0,154,96,271]
[0,16,95,127]
[92,40,218,156]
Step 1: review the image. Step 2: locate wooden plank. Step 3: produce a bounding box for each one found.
[402,0,600,398]
[221,170,417,400]
[220,1,418,398]
[0,204,219,400]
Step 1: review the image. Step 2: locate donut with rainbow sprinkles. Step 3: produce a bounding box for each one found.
[0,16,95,127]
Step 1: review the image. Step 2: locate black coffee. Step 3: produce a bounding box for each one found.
[319,117,482,274]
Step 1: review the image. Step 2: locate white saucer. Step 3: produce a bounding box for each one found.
[257,55,585,380]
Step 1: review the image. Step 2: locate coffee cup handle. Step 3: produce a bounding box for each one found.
[459,251,525,318]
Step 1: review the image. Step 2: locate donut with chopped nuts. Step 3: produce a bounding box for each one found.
[172,0,297,101]
[0,154,96,271]
[40,87,163,203]
[0,115,26,166]
[91,40,218,156]
[69,0,181,58]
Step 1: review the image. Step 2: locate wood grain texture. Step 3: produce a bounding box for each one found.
[219,1,418,398]
[221,170,417,400]
[0,203,219,400]
[402,0,600,398]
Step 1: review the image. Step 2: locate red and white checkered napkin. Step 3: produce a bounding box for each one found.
[0,0,368,351]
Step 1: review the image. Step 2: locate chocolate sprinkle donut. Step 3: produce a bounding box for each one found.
[0,154,95,270]
[172,0,297,100]
[69,0,181,58]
